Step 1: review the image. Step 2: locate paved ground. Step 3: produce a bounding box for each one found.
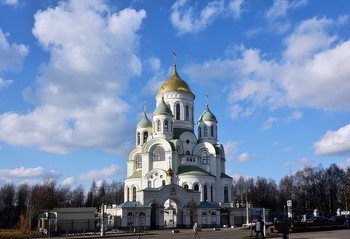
[40,228,350,239]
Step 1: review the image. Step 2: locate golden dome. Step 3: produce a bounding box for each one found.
[157,64,195,98]
[166,167,174,177]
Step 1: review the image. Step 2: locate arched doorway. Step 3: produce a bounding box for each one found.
[163,199,180,228]
[150,203,159,229]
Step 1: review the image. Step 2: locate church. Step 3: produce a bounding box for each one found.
[107,57,235,230]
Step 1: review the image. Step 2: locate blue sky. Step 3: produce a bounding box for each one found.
[1,0,350,191]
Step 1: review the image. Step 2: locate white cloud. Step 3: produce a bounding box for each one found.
[266,0,308,19]
[237,152,255,163]
[0,1,146,154]
[283,17,335,62]
[141,57,166,95]
[0,166,45,184]
[228,0,245,19]
[261,117,278,131]
[338,157,350,170]
[170,0,244,35]
[300,157,313,167]
[223,140,255,163]
[184,17,350,118]
[223,140,238,161]
[0,77,13,89]
[283,162,292,168]
[314,124,350,155]
[62,177,74,186]
[0,0,18,6]
[80,164,124,181]
[261,111,302,131]
[0,28,28,72]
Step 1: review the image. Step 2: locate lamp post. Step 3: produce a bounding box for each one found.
[246,202,250,225]
[100,203,105,236]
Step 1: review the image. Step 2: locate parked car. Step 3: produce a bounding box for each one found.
[306,216,329,223]
[329,215,346,222]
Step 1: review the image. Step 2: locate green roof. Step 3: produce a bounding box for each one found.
[116,201,143,208]
[137,113,152,128]
[127,170,142,179]
[177,166,214,177]
[153,98,172,116]
[198,104,217,123]
[221,173,232,179]
[198,201,221,209]
[173,128,194,139]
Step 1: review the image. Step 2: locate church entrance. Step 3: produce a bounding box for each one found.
[163,199,181,228]
[150,203,158,230]
[145,184,200,229]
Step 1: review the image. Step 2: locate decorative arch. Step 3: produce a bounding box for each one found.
[193,142,217,157]
[152,146,165,161]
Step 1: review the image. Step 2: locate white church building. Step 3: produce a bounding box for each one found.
[107,59,235,230]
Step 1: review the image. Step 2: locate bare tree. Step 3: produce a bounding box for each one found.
[0,183,16,228]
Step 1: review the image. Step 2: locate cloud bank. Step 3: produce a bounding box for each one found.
[0,0,147,154]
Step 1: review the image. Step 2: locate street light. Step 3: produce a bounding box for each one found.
[246,202,250,224]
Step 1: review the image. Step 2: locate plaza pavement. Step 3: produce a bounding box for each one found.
[35,227,350,239]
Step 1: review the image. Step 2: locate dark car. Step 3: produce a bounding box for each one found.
[306,216,329,223]
[329,215,346,222]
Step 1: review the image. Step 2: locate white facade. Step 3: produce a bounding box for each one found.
[113,62,234,230]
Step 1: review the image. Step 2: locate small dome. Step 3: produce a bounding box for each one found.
[166,167,174,176]
[137,113,152,128]
[157,64,195,98]
[198,104,217,123]
[153,98,173,116]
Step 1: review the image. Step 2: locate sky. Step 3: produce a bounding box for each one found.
[1,0,350,191]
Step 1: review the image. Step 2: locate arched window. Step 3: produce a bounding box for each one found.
[152,146,165,161]
[211,125,214,137]
[224,186,229,203]
[157,119,161,132]
[186,151,190,155]
[200,150,210,164]
[184,184,189,189]
[185,105,189,121]
[136,155,142,169]
[143,132,148,143]
[176,103,180,120]
[198,126,201,138]
[164,119,168,132]
[194,184,199,191]
[204,126,208,137]
[162,180,166,186]
[204,185,208,201]
[127,187,130,201]
[137,132,140,145]
[127,212,134,216]
[191,107,194,122]
[132,187,137,201]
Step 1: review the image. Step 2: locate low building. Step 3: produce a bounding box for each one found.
[38,207,97,234]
